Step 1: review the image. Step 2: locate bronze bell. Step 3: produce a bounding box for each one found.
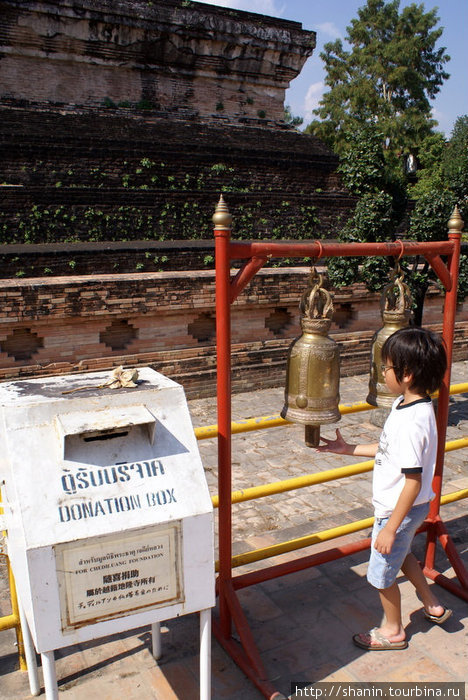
[366,265,412,407]
[281,269,341,447]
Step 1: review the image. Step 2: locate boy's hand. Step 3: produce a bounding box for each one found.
[316,428,350,454]
[374,526,396,554]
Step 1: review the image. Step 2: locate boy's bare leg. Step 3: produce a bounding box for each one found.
[401,553,445,616]
[377,582,406,642]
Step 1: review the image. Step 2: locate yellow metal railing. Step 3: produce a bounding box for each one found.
[0,493,25,670]
[211,436,468,508]
[218,487,468,571]
[0,557,19,632]
[194,383,468,441]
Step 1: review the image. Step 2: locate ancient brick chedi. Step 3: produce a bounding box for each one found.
[0,0,364,390]
[0,0,352,256]
[0,0,315,123]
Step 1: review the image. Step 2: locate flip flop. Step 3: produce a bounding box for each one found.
[353,627,408,651]
[424,607,452,624]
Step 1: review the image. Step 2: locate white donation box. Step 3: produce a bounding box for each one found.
[0,367,214,653]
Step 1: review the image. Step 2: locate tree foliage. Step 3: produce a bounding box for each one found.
[306,1,467,320]
[405,118,468,312]
[326,117,467,321]
[306,0,450,157]
[326,118,467,322]
[327,123,405,293]
[326,190,397,292]
[337,123,387,195]
[409,117,468,202]
[441,115,468,201]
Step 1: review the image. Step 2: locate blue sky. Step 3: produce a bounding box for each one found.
[192,0,468,137]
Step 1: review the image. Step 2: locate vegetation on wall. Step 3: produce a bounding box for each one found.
[0,200,319,246]
[0,158,320,259]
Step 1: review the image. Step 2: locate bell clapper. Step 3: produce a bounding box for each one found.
[305,425,320,448]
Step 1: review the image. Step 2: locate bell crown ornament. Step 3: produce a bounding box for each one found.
[380,264,412,321]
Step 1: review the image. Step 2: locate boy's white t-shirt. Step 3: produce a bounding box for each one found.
[372,395,437,518]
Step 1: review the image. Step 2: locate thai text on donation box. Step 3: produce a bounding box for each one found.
[0,367,214,652]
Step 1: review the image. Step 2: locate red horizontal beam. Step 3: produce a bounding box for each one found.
[229,240,454,260]
[231,537,372,590]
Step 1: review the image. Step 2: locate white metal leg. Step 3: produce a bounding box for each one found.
[41,650,58,700]
[151,622,162,660]
[199,608,211,700]
[18,600,40,696]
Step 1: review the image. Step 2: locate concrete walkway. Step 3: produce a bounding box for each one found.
[1,363,467,699]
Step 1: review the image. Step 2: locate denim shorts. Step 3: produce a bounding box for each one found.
[367,501,430,589]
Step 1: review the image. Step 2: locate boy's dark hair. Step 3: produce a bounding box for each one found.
[381,327,447,395]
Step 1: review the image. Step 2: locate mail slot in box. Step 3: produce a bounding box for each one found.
[0,367,214,654]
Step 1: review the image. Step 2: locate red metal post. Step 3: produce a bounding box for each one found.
[213,196,234,639]
[426,207,463,570]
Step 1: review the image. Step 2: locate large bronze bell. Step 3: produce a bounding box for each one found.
[281,269,341,447]
[366,265,412,407]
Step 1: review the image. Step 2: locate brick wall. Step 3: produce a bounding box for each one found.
[0,1,350,252]
[1,269,466,398]
[0,0,314,124]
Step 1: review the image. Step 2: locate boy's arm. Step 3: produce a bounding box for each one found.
[316,428,379,458]
[374,473,422,554]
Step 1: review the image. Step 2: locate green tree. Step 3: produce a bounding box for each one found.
[405,117,468,321]
[337,122,387,195]
[326,191,397,293]
[404,190,458,324]
[306,0,450,158]
[306,0,465,323]
[409,117,468,202]
[406,131,446,200]
[443,116,468,201]
[324,117,467,323]
[326,123,405,294]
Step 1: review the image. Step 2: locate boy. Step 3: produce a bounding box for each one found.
[317,327,452,650]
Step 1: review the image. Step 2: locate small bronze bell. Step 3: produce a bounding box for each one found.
[281,269,341,447]
[367,265,412,407]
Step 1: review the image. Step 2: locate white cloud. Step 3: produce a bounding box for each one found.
[316,22,342,41]
[190,0,283,16]
[304,81,325,122]
[431,106,451,136]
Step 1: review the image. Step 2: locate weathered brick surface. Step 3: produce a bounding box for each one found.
[0,0,314,123]
[0,1,354,262]
[0,269,466,397]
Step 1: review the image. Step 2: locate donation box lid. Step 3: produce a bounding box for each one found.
[0,367,212,549]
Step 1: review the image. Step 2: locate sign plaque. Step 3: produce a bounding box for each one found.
[55,522,183,631]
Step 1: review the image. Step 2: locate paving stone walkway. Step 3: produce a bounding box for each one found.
[1,363,467,698]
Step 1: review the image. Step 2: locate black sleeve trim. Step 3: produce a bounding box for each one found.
[401,467,423,474]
